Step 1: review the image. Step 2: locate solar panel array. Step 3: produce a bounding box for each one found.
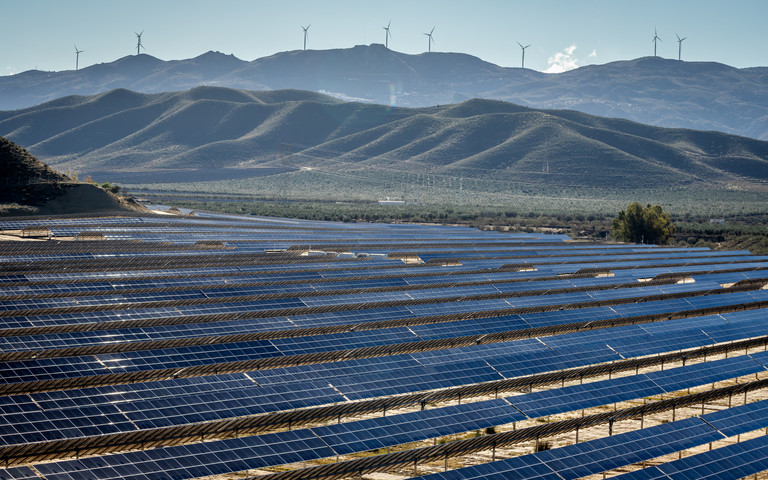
[1,212,768,479]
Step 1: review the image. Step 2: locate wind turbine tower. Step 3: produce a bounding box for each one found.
[383,21,392,48]
[135,31,144,55]
[423,27,435,53]
[74,45,83,71]
[676,33,687,61]
[301,25,310,51]
[517,42,531,68]
[652,28,662,57]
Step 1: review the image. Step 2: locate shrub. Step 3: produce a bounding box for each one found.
[101,182,121,194]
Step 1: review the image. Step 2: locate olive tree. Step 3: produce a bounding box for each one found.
[612,202,675,244]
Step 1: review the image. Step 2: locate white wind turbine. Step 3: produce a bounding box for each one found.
[135,31,145,55]
[423,27,435,52]
[74,45,83,70]
[301,25,310,51]
[383,21,392,48]
[676,33,687,61]
[652,28,662,57]
[517,42,531,68]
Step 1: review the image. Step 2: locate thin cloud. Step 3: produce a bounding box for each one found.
[589,49,597,58]
[544,44,580,73]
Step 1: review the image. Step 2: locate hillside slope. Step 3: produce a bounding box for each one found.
[2,88,768,190]
[0,136,148,216]
[1,47,767,139]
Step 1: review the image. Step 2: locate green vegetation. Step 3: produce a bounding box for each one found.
[124,165,768,218]
[100,182,122,194]
[134,193,768,255]
[612,202,675,245]
[122,163,768,254]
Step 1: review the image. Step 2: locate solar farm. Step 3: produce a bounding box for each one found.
[1,212,768,480]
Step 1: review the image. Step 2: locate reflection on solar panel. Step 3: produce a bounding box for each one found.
[1,212,768,480]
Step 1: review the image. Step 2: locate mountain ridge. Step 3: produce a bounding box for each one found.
[2,46,767,140]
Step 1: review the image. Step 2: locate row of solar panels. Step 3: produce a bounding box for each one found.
[1,256,761,301]
[0,264,762,326]
[2,277,767,352]
[3,285,768,385]
[4,364,767,480]
[2,329,765,447]
[2,306,767,449]
[1,287,766,362]
[3,248,765,285]
[0,267,744,313]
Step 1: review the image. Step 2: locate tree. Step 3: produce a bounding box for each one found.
[612,202,675,244]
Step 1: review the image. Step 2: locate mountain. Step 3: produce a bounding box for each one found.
[2,87,767,190]
[1,47,767,140]
[0,136,148,215]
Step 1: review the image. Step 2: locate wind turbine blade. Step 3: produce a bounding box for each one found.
[387,20,391,29]
[430,26,435,35]
[517,41,523,48]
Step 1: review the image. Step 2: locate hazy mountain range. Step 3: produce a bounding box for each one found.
[2,45,768,140]
[2,87,767,190]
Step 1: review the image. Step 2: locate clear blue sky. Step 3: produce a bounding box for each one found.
[4,0,768,76]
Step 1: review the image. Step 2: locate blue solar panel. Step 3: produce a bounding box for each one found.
[0,466,40,480]
[311,399,525,455]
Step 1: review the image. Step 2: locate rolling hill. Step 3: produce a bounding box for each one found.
[1,46,767,140]
[2,87,767,191]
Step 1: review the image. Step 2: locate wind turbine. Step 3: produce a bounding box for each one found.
[135,31,144,55]
[423,27,435,53]
[652,28,662,57]
[301,25,310,51]
[74,45,83,71]
[676,33,687,61]
[517,42,531,68]
[383,20,392,48]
